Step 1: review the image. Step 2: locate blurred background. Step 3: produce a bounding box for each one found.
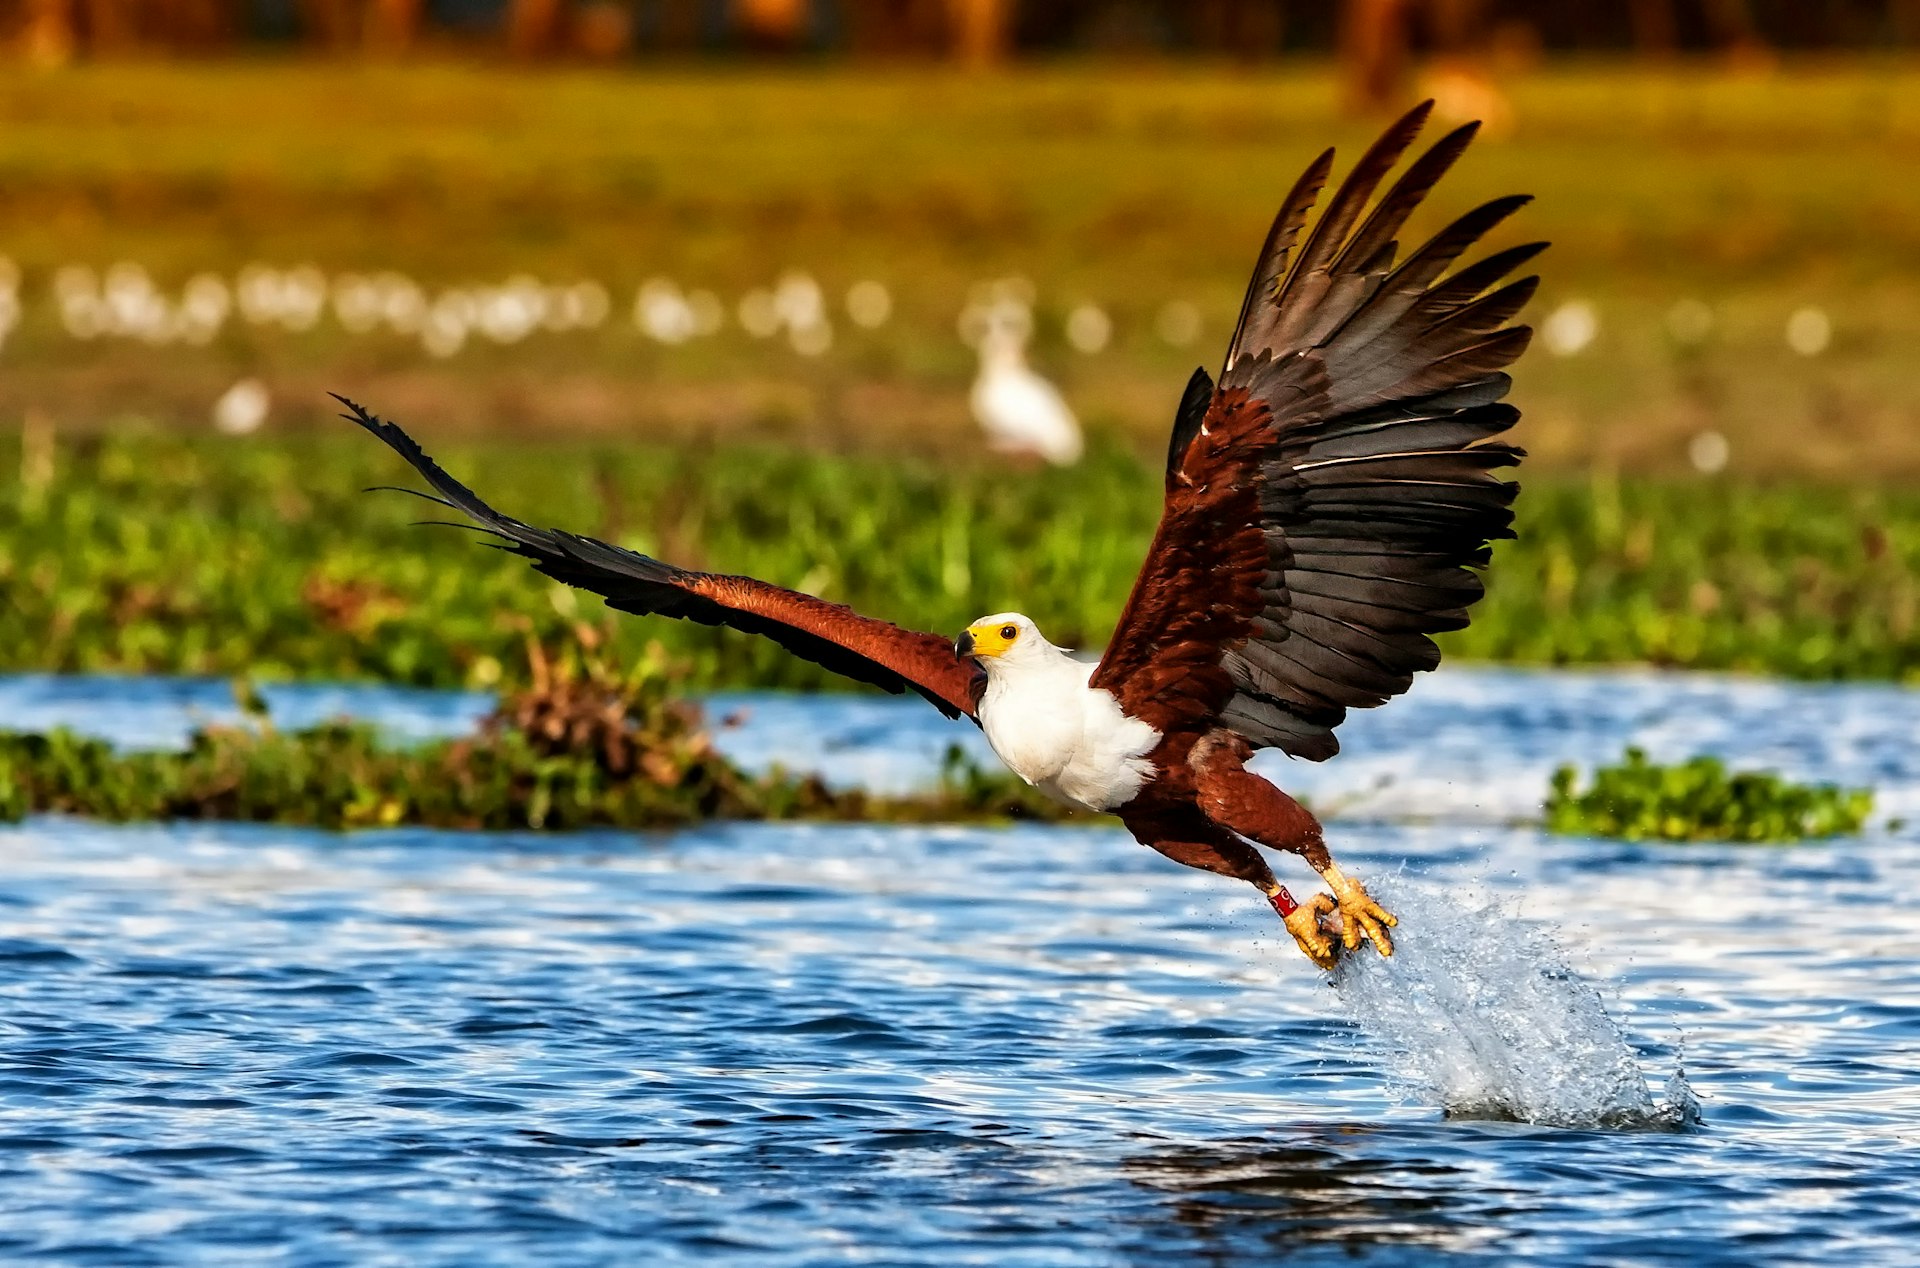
[3,0,1918,688]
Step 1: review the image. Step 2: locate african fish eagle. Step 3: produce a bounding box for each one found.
[339,102,1536,969]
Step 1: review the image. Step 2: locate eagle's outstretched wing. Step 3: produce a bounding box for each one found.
[339,398,984,720]
[1090,101,1538,760]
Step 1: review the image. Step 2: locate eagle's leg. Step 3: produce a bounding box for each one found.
[1190,731,1397,963]
[1119,802,1346,969]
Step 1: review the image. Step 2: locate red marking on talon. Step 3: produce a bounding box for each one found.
[1267,887,1298,918]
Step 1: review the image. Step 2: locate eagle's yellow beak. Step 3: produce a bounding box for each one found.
[956,621,1019,660]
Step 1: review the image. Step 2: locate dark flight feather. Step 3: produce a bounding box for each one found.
[1097,102,1536,760]
[1166,366,1216,480]
[336,396,984,721]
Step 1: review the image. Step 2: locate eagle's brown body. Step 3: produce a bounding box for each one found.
[1128,733,1326,888]
[342,101,1536,968]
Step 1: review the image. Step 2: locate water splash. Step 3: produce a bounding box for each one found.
[1331,877,1697,1130]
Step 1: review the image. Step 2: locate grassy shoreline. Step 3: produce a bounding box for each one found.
[7,429,1917,688]
[0,640,1073,830]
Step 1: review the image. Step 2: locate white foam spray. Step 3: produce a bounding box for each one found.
[1331,877,1697,1129]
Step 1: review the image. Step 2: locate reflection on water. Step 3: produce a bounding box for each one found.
[1126,1134,1485,1257]
[1,670,1919,1263]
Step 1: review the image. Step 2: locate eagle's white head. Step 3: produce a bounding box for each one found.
[954,612,1062,675]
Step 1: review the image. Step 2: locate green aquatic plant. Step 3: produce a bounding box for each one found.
[9,430,1920,690]
[1545,747,1873,843]
[0,637,1072,831]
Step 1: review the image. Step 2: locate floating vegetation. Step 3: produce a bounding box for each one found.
[9,431,1920,690]
[1545,747,1873,843]
[0,637,1072,831]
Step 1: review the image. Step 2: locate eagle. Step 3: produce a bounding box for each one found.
[341,102,1536,970]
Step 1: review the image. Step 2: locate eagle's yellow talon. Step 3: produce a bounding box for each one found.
[1322,866,1397,958]
[1283,892,1341,970]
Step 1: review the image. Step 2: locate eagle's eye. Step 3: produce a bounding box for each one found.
[1000,624,1018,641]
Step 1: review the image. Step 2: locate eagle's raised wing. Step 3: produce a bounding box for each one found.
[339,398,984,720]
[1090,101,1537,760]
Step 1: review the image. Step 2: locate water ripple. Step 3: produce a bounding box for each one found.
[0,673,1918,1262]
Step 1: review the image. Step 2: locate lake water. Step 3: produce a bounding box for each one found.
[2,668,1918,1265]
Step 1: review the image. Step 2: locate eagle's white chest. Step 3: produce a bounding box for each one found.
[977,659,1160,813]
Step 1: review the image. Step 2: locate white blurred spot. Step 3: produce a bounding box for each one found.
[1666,298,1713,344]
[331,273,383,334]
[738,288,780,338]
[477,279,544,344]
[789,319,833,357]
[634,278,697,344]
[846,279,892,329]
[1155,300,1202,347]
[1786,306,1831,357]
[54,266,102,339]
[566,280,610,329]
[775,272,824,324]
[1065,303,1112,354]
[374,273,426,334]
[236,263,283,326]
[1541,299,1597,357]
[540,285,574,331]
[213,379,270,436]
[0,274,18,352]
[105,262,171,343]
[422,315,465,358]
[733,272,834,351]
[1688,430,1730,475]
[179,273,231,345]
[422,289,474,358]
[544,280,608,332]
[279,265,327,331]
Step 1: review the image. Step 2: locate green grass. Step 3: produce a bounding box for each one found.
[8,427,1920,688]
[7,61,1920,688]
[2,60,1919,474]
[1546,746,1873,842]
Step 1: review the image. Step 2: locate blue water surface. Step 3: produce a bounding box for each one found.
[1,667,1918,1265]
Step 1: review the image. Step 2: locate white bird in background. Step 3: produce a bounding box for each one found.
[962,281,1082,466]
[213,377,270,435]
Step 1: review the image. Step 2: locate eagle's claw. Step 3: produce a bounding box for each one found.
[1283,893,1342,970]
[1325,866,1397,957]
